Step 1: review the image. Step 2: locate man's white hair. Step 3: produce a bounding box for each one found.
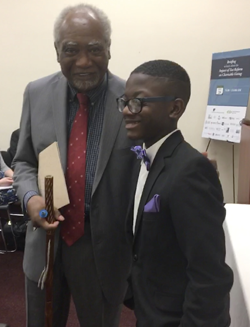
[54,3,111,45]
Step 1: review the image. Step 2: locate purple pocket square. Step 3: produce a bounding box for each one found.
[144,194,160,213]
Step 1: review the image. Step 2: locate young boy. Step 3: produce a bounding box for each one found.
[117,60,233,327]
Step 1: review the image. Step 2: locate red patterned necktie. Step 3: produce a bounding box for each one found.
[61,93,88,246]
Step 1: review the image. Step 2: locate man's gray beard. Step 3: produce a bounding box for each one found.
[72,75,100,92]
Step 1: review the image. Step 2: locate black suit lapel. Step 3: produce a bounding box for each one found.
[133,158,165,239]
[133,131,184,239]
[125,160,141,237]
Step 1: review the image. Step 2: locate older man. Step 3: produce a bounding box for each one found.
[13,4,137,327]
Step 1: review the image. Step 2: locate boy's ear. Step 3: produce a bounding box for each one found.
[169,98,186,119]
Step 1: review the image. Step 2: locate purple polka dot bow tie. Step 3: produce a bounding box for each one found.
[131,146,151,171]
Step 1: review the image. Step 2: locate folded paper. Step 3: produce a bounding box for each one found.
[38,142,69,209]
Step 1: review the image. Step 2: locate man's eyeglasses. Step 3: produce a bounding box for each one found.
[117,96,176,114]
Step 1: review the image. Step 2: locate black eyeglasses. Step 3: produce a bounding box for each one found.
[117,96,176,114]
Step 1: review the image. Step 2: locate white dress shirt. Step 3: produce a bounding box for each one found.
[133,129,178,233]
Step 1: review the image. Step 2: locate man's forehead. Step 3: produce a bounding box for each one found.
[61,39,104,46]
[61,10,99,30]
[58,11,105,43]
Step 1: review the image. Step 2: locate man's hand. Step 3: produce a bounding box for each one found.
[27,195,64,230]
[202,152,219,176]
[0,177,13,186]
[242,118,250,126]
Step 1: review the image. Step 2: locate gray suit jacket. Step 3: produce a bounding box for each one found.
[13,71,138,304]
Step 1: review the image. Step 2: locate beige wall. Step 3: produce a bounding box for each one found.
[1,0,250,202]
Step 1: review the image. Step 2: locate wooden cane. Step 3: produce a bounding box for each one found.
[44,175,55,327]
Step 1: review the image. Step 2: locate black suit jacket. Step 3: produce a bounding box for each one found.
[126,131,233,327]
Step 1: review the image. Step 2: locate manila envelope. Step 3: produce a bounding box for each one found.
[38,142,69,209]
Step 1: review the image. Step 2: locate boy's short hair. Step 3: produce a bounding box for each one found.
[131,60,191,105]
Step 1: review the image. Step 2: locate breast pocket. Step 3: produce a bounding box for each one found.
[139,212,163,249]
[142,212,161,222]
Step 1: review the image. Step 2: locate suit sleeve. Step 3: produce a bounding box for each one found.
[169,155,233,327]
[13,83,40,202]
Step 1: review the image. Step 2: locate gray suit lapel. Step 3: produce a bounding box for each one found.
[49,72,124,194]
[92,73,125,195]
[51,73,68,172]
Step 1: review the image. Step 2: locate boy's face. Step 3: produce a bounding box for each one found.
[122,73,183,148]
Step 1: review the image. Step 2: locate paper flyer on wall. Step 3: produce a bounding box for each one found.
[202,48,250,143]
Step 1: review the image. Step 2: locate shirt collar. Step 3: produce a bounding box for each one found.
[68,72,108,104]
[143,129,179,164]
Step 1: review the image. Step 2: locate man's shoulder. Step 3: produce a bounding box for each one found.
[27,71,64,90]
[108,71,126,94]
[108,72,125,84]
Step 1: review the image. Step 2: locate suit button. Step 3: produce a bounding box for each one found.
[133,254,138,262]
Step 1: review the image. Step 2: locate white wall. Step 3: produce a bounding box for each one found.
[1,0,250,202]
